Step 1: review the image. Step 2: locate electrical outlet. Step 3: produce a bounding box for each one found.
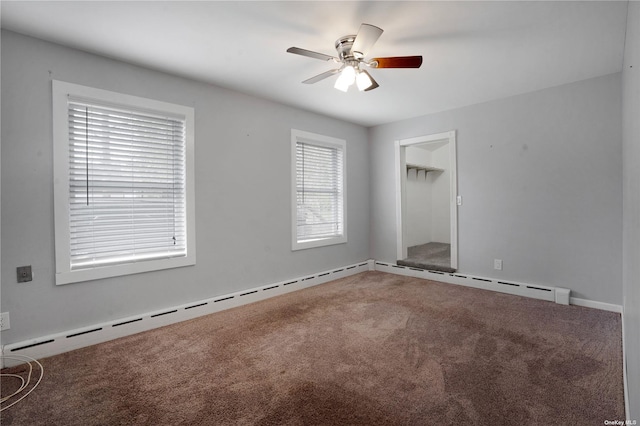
[0,312,10,331]
[17,265,33,283]
[494,259,503,270]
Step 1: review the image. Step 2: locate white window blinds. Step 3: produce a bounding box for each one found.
[295,141,344,242]
[67,100,187,270]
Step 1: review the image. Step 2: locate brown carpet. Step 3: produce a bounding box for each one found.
[1,271,624,425]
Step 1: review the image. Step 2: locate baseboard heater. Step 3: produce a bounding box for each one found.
[3,259,619,367]
[1,260,374,367]
[373,261,565,304]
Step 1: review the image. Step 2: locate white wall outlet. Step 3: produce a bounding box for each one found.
[494,259,503,270]
[0,312,10,331]
[456,195,462,206]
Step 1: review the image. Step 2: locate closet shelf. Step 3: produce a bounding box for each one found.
[406,163,445,174]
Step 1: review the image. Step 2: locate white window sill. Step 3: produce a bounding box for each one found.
[292,235,347,251]
[55,255,196,285]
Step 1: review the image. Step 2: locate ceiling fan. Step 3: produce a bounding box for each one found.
[287,23,422,92]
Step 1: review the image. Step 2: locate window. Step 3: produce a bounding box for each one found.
[291,129,347,250]
[52,81,195,285]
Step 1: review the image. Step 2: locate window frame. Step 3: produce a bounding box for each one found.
[291,129,347,251]
[52,80,196,285]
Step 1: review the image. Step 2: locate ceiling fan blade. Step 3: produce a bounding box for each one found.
[350,23,383,58]
[287,47,338,62]
[361,70,380,92]
[371,56,423,68]
[302,69,341,84]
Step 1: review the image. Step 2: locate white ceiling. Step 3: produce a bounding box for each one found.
[0,1,629,127]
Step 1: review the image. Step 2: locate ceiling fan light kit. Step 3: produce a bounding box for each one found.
[356,70,373,91]
[287,23,422,92]
[334,65,356,92]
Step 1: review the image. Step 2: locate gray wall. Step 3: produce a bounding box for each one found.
[0,31,370,344]
[622,1,639,419]
[370,73,623,304]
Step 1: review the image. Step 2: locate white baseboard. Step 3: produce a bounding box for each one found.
[569,297,623,313]
[1,260,372,367]
[373,260,623,312]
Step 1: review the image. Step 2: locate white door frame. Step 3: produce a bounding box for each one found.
[395,130,458,268]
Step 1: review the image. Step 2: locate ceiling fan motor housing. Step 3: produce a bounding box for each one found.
[335,35,358,60]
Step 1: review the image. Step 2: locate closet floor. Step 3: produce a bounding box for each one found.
[397,242,455,273]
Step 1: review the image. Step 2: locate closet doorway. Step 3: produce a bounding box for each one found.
[395,131,457,272]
